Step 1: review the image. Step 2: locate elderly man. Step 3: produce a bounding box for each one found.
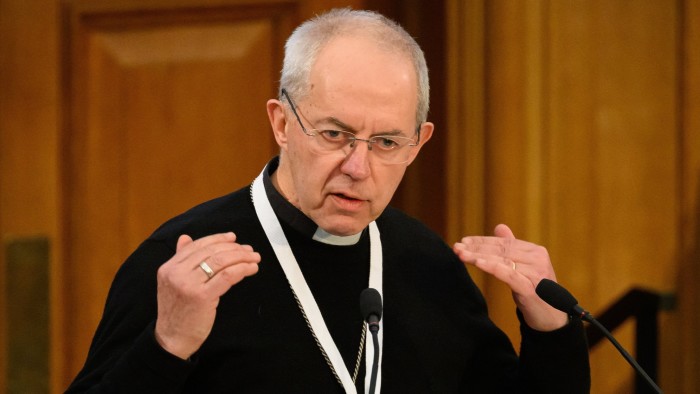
[67,8,590,393]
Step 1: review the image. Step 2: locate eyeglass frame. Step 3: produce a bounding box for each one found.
[280,88,422,162]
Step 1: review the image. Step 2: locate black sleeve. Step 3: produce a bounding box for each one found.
[517,310,591,393]
[446,255,590,393]
[454,266,591,393]
[65,239,197,393]
[455,297,590,393]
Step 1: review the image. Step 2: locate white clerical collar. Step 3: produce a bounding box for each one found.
[262,157,366,246]
[312,227,363,245]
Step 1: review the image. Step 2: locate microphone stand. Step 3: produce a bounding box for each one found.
[581,312,663,394]
[360,288,382,394]
[368,322,380,394]
[537,279,663,393]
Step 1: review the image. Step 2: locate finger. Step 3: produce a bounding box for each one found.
[165,242,251,283]
[183,243,256,278]
[176,234,194,251]
[471,257,533,294]
[456,248,526,276]
[494,223,515,239]
[176,237,247,271]
[196,248,261,275]
[453,241,533,265]
[172,232,238,264]
[204,262,260,296]
[457,235,536,250]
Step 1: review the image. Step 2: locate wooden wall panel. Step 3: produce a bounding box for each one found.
[679,1,700,392]
[60,0,297,388]
[547,2,680,392]
[447,0,697,392]
[446,0,487,295]
[0,1,61,393]
[481,0,550,343]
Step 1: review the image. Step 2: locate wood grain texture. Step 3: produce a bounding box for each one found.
[679,0,700,392]
[446,0,697,392]
[0,0,61,393]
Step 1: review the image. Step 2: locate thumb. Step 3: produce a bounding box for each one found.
[494,224,515,239]
[176,234,193,251]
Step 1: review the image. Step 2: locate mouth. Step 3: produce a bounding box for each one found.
[333,192,361,201]
[330,193,366,210]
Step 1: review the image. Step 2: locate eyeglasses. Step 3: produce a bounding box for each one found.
[281,88,420,165]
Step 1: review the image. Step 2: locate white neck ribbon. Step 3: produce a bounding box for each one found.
[251,169,383,394]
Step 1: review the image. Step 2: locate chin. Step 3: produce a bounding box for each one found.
[317,216,369,236]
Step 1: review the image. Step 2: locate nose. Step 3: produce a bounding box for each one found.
[340,140,371,179]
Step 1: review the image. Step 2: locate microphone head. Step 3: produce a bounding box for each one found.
[360,288,383,322]
[535,279,579,314]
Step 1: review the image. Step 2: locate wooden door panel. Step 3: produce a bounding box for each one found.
[92,22,276,246]
[61,0,296,383]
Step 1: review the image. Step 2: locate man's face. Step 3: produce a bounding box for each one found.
[268,34,433,236]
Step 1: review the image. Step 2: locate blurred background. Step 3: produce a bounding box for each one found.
[1,0,698,392]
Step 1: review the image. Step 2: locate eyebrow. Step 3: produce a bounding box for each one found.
[317,116,406,137]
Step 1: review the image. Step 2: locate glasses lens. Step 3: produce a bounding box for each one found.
[370,136,416,164]
[308,130,417,164]
[316,130,354,148]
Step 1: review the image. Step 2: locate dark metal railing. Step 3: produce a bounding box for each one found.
[585,288,675,394]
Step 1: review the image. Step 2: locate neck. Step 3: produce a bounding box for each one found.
[270,166,295,206]
[270,157,301,206]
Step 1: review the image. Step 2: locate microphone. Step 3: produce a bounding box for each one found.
[535,279,663,394]
[360,288,382,394]
[360,288,383,332]
[535,278,588,319]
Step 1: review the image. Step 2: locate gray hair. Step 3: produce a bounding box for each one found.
[280,8,430,126]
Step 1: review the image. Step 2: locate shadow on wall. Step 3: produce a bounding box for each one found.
[4,237,49,393]
[677,169,700,391]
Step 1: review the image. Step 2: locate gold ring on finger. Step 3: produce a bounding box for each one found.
[199,261,215,279]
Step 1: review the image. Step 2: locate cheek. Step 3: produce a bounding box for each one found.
[288,150,336,198]
[286,140,317,178]
[373,167,406,205]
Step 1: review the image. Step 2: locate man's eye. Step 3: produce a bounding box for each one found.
[375,137,399,149]
[321,130,344,140]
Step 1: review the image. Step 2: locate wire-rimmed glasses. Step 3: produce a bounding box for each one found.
[281,88,420,165]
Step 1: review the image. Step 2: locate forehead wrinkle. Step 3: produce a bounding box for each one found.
[316,115,407,137]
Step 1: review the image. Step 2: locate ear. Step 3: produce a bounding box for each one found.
[267,99,289,149]
[406,121,434,165]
